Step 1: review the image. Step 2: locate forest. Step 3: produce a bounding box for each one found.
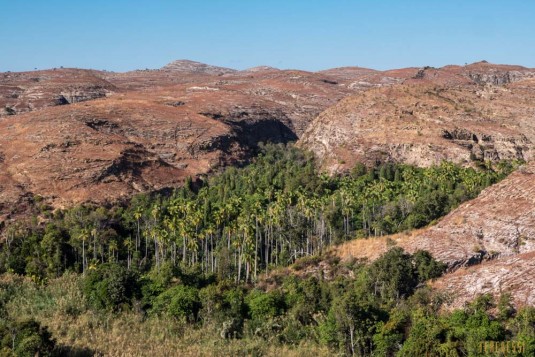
[0,144,533,356]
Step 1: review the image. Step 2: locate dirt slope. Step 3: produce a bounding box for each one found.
[432,251,535,309]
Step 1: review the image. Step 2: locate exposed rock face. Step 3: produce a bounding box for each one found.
[59,87,110,104]
[458,61,535,85]
[0,69,115,116]
[404,162,535,267]
[299,83,535,172]
[432,251,535,309]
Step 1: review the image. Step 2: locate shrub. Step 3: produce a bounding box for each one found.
[152,285,201,322]
[83,263,140,311]
[412,250,447,283]
[246,290,285,321]
[0,319,55,356]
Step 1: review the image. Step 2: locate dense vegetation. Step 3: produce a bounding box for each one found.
[0,144,530,356]
[1,249,534,356]
[0,144,517,283]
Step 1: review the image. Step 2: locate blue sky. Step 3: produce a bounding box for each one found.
[1,0,534,72]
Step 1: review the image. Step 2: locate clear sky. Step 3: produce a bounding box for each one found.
[1,0,534,72]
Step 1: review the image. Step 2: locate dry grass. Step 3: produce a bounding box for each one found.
[4,273,331,357]
[43,312,329,356]
[333,228,429,262]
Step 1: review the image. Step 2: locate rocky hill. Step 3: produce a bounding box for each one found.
[160,59,237,75]
[305,62,535,309]
[2,60,535,219]
[432,251,535,308]
[299,80,535,172]
[335,159,535,308]
[2,60,535,309]
[0,61,364,221]
[0,68,116,116]
[312,63,535,308]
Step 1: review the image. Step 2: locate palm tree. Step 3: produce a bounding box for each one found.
[133,206,143,251]
[108,240,118,263]
[124,236,134,269]
[77,228,90,274]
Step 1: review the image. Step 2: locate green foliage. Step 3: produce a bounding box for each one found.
[0,144,516,286]
[320,290,385,356]
[0,318,55,356]
[368,247,418,302]
[0,247,534,356]
[83,263,140,311]
[397,313,452,356]
[246,289,285,321]
[0,144,527,355]
[152,285,201,322]
[412,250,447,283]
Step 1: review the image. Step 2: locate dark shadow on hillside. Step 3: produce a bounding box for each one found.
[231,118,298,147]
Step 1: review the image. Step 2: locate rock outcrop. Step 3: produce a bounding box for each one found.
[432,251,535,308]
[0,69,115,116]
[299,82,535,172]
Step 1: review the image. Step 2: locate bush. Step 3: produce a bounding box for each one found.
[246,290,285,321]
[368,247,417,302]
[0,319,55,356]
[292,255,320,271]
[152,285,201,322]
[412,250,447,283]
[83,263,140,311]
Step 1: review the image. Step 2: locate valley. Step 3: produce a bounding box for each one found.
[1,60,535,356]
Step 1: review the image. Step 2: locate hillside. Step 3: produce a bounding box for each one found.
[336,161,535,263]
[0,62,360,221]
[0,68,116,116]
[334,160,535,308]
[432,251,535,308]
[299,80,535,172]
[2,60,535,312]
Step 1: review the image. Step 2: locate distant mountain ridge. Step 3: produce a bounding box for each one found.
[160,59,237,75]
